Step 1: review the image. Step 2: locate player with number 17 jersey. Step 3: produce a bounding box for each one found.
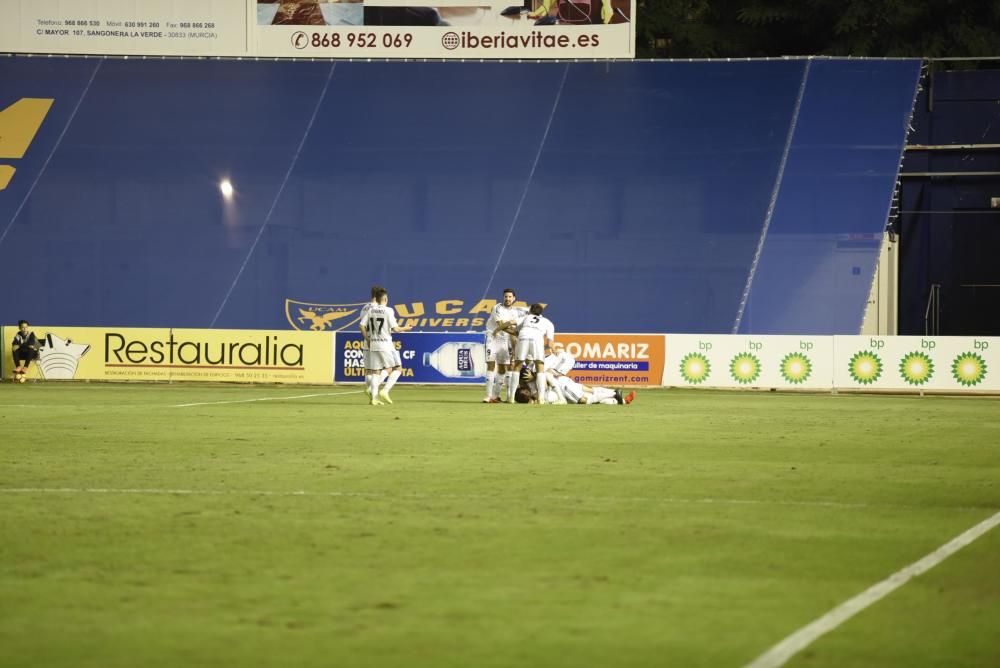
[365,303,398,352]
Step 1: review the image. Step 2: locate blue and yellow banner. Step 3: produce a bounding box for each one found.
[335,332,486,384]
[287,297,497,334]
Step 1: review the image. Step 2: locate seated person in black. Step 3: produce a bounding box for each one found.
[11,319,40,379]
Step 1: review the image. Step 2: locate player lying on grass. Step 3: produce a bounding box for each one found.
[543,341,575,383]
[513,365,635,405]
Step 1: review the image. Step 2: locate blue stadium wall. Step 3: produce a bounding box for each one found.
[0,57,919,334]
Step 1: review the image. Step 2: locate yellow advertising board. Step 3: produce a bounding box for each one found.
[2,325,334,385]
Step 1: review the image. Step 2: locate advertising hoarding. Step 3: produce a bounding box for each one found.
[335,331,486,384]
[0,0,636,59]
[0,0,248,56]
[334,331,664,386]
[833,336,997,392]
[556,333,665,387]
[256,0,634,59]
[665,334,834,390]
[2,325,335,384]
[6,325,996,396]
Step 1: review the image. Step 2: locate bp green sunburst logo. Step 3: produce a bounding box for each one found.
[899,351,934,386]
[848,351,883,385]
[951,352,987,387]
[729,353,761,384]
[680,352,711,384]
[780,352,812,384]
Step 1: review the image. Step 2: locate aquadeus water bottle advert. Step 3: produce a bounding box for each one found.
[335,332,486,384]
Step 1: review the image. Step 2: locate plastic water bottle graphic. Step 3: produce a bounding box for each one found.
[422,342,486,378]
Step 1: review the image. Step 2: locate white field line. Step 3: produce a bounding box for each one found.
[744,509,1000,668]
[172,390,363,408]
[0,487,994,514]
[0,390,364,410]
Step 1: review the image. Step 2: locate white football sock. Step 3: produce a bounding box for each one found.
[535,372,547,403]
[384,369,402,393]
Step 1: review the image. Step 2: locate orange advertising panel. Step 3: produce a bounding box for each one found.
[555,333,666,387]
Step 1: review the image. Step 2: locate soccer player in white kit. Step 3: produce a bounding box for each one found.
[359,284,386,400]
[543,341,575,386]
[537,340,576,402]
[507,303,555,404]
[360,288,409,405]
[554,375,635,405]
[515,369,636,405]
[483,288,527,403]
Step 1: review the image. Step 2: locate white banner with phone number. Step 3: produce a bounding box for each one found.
[0,0,635,59]
[0,0,250,57]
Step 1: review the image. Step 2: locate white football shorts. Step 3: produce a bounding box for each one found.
[513,337,544,362]
[365,350,397,371]
[485,339,512,365]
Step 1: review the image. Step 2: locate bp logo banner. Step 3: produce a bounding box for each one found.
[665,335,833,390]
[833,336,995,391]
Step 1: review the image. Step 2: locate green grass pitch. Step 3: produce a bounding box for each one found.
[1,382,998,668]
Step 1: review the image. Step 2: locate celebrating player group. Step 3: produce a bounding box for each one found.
[483,288,635,406]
